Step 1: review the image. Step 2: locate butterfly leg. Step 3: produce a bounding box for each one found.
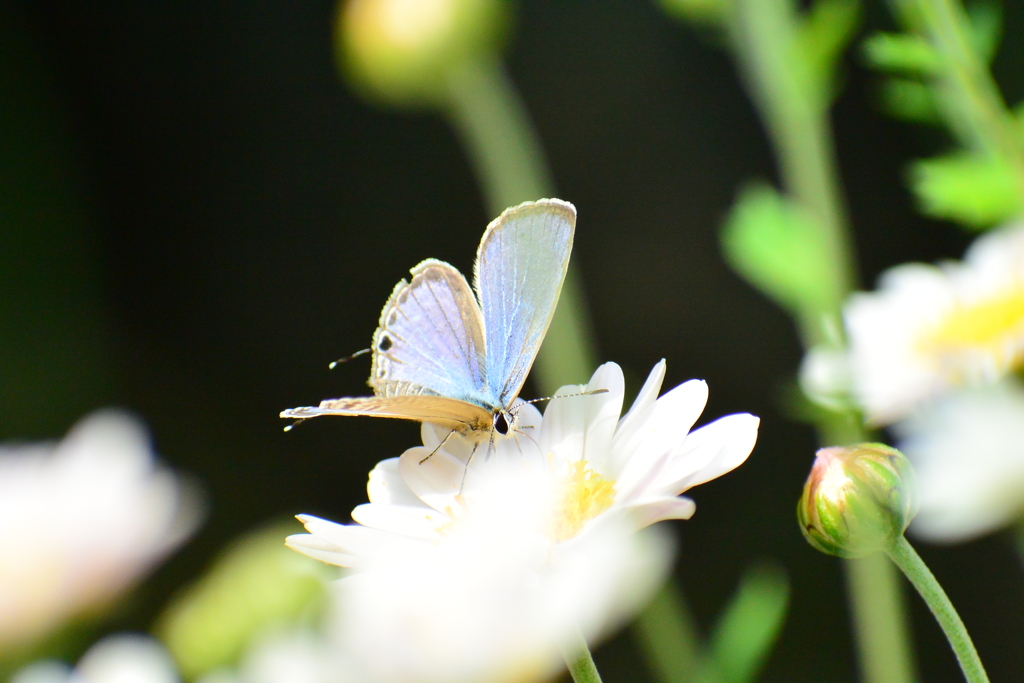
[513,425,541,452]
[458,441,481,495]
[419,428,458,465]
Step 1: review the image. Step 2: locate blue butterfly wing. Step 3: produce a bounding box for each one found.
[474,199,576,407]
[370,259,491,408]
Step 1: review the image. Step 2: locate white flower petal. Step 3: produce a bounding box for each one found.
[293,515,426,565]
[74,634,179,683]
[329,507,671,683]
[624,496,697,527]
[612,380,709,491]
[285,534,362,568]
[350,503,448,539]
[366,457,422,507]
[895,380,1024,542]
[397,444,469,514]
[237,628,336,683]
[616,359,666,436]
[539,363,625,468]
[11,662,72,683]
[653,413,759,494]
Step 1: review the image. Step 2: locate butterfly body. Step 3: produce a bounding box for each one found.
[282,198,576,441]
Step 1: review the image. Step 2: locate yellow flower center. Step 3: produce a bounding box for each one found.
[549,461,616,543]
[918,286,1024,370]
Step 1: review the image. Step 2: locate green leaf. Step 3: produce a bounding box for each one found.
[878,77,942,124]
[965,0,1002,64]
[633,582,704,683]
[909,153,1023,229]
[657,0,728,26]
[721,183,843,318]
[797,0,861,102]
[862,32,941,76]
[706,562,790,683]
[155,522,333,679]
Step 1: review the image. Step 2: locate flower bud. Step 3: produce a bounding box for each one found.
[798,443,918,558]
[337,0,510,106]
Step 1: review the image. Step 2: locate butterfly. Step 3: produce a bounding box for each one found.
[281,198,576,442]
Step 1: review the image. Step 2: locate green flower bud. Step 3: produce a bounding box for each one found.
[798,443,919,558]
[337,0,510,106]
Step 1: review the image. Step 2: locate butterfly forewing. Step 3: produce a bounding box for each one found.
[370,259,491,406]
[474,199,576,406]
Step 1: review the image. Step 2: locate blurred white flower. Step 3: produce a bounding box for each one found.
[0,411,200,649]
[12,634,179,683]
[895,379,1024,543]
[195,628,338,683]
[845,223,1024,424]
[287,361,758,683]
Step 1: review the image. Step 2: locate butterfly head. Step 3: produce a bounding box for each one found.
[491,409,514,437]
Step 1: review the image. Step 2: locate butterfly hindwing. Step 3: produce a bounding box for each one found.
[474,199,576,405]
[281,395,494,436]
[370,259,491,407]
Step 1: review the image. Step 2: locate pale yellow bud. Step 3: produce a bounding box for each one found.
[338,0,509,106]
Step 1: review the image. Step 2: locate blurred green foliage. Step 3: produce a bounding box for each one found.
[721,184,844,322]
[155,522,333,681]
[862,33,941,76]
[656,0,727,26]
[796,0,861,106]
[636,563,790,683]
[862,0,1023,231]
[910,153,1022,228]
[705,562,790,683]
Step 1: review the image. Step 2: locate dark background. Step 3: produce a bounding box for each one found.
[4,0,1023,680]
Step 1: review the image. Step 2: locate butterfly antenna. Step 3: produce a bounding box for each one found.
[521,388,610,406]
[328,348,370,370]
[419,428,458,465]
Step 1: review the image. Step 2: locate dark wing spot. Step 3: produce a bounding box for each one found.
[378,335,393,352]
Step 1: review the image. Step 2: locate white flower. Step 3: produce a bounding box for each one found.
[195,628,339,683]
[0,411,200,648]
[12,634,179,683]
[287,361,758,683]
[895,379,1024,543]
[845,223,1024,424]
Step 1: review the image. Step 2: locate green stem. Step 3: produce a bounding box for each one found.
[886,536,990,683]
[560,627,605,683]
[727,1,918,680]
[632,582,704,683]
[845,554,919,683]
[909,0,1024,196]
[729,0,855,347]
[441,57,597,392]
